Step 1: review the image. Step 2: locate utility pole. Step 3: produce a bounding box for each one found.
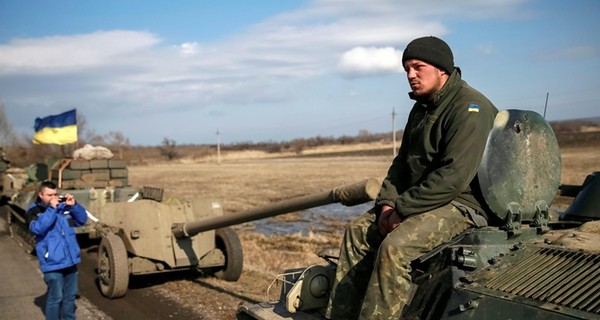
[392,108,397,157]
[216,129,221,164]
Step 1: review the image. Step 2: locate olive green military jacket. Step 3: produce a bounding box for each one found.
[376,68,498,219]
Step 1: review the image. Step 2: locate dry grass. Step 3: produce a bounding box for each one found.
[129,156,392,213]
[127,143,600,276]
[559,146,599,185]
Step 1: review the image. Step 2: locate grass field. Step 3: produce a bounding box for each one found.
[128,142,598,213]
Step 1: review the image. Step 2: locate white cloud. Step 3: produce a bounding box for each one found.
[337,47,403,77]
[179,42,200,56]
[0,0,533,144]
[0,30,160,74]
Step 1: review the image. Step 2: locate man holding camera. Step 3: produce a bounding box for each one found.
[26,181,88,320]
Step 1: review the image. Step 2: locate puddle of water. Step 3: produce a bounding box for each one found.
[249,202,374,236]
[246,203,580,237]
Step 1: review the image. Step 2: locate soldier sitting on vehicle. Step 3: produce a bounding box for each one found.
[326,36,498,320]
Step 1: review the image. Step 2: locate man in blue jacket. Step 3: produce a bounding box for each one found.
[27,181,88,320]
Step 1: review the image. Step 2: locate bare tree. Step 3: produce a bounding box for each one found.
[76,113,105,146]
[290,139,306,155]
[159,137,179,160]
[105,131,130,159]
[0,100,18,146]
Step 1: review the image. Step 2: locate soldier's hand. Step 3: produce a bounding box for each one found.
[378,205,402,236]
[386,211,402,233]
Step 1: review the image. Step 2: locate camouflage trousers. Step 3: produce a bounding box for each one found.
[326,203,475,320]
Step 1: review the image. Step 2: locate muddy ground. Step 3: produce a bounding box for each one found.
[116,145,598,319]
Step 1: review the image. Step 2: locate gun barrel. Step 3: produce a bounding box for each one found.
[172,178,380,238]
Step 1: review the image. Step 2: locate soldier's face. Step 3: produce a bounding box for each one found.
[404,59,448,99]
[39,187,58,206]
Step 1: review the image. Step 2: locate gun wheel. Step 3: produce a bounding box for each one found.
[214,227,243,281]
[97,233,129,298]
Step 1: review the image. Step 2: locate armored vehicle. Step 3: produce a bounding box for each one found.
[1,157,380,299]
[237,110,600,320]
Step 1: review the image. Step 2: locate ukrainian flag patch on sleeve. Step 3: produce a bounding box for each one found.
[467,104,480,112]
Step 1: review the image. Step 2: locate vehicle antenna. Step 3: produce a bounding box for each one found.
[543,92,549,119]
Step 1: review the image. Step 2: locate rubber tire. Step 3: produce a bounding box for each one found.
[97,233,129,298]
[214,227,243,281]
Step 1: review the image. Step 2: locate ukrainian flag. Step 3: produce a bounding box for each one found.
[32,109,78,145]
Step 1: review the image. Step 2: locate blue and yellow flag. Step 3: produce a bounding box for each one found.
[32,109,78,145]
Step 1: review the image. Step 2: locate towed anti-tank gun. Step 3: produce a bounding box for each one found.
[93,177,379,298]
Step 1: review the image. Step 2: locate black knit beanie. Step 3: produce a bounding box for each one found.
[402,36,454,74]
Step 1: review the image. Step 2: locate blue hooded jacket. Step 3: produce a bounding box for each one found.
[27,201,88,273]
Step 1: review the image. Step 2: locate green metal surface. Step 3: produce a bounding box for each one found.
[478,110,561,222]
[563,172,600,221]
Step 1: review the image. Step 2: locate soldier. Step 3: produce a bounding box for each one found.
[27,181,88,320]
[326,36,498,319]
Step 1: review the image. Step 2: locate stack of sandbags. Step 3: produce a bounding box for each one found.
[50,144,127,189]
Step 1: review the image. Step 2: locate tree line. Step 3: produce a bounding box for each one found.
[2,100,598,168]
[0,102,395,167]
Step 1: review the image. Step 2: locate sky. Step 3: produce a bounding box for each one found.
[1,0,599,146]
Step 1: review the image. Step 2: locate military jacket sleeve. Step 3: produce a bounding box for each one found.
[375,108,415,209]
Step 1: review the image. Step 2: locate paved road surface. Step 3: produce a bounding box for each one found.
[0,210,201,319]
[0,213,110,319]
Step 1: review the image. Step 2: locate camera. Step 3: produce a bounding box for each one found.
[58,195,67,202]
